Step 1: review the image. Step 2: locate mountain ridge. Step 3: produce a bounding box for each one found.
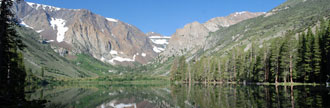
[13,1,157,65]
[160,11,265,62]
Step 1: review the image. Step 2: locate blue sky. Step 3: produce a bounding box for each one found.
[26,0,286,36]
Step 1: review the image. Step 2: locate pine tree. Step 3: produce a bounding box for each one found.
[243,54,250,81]
[254,51,264,82]
[232,49,237,81]
[236,48,244,82]
[288,32,296,83]
[296,33,306,82]
[263,43,270,82]
[217,58,222,82]
[279,31,294,83]
[0,0,34,106]
[312,27,322,82]
[303,28,313,82]
[319,20,328,82]
[179,56,188,82]
[196,58,205,81]
[212,58,219,82]
[170,58,179,81]
[325,21,330,80]
[270,39,280,84]
[279,38,289,83]
[0,0,25,82]
[41,67,45,77]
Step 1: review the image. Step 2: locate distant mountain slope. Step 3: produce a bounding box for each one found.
[160,11,264,61]
[204,0,330,58]
[16,26,119,79]
[204,11,266,32]
[13,1,157,65]
[149,0,330,76]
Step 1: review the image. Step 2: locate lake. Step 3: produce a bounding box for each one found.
[25,84,330,108]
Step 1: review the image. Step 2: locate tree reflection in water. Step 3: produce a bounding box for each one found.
[20,84,330,108]
[171,84,330,108]
[0,83,46,108]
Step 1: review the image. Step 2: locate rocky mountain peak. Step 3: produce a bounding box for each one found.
[14,1,157,65]
[204,11,265,32]
[161,11,264,61]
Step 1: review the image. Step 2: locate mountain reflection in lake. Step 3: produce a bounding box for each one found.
[25,84,330,108]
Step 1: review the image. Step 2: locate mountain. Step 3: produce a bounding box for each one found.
[16,26,116,78]
[166,0,330,82]
[204,11,266,32]
[146,32,170,53]
[12,1,157,65]
[160,11,264,61]
[203,0,330,58]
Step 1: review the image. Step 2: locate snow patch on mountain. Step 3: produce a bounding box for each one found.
[46,40,54,43]
[141,53,146,57]
[50,18,68,42]
[100,57,106,62]
[36,29,44,33]
[26,2,61,11]
[150,36,170,38]
[237,11,247,15]
[153,46,165,53]
[108,54,136,64]
[106,18,118,22]
[234,11,247,16]
[149,36,170,45]
[110,50,118,55]
[149,35,170,53]
[20,21,33,29]
[150,38,169,45]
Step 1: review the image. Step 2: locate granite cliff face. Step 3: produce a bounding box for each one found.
[161,11,265,60]
[13,1,157,65]
[161,22,209,57]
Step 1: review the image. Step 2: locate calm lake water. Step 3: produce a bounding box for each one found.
[26,84,330,108]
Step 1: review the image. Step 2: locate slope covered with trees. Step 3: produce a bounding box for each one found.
[170,0,330,84]
[171,21,330,84]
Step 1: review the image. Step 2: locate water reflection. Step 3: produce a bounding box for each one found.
[25,84,330,108]
[97,100,137,108]
[26,84,173,108]
[172,84,330,108]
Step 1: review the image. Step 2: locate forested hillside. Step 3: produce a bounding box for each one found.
[169,0,330,84]
[171,22,329,83]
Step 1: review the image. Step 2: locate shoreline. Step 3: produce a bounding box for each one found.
[176,81,325,86]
